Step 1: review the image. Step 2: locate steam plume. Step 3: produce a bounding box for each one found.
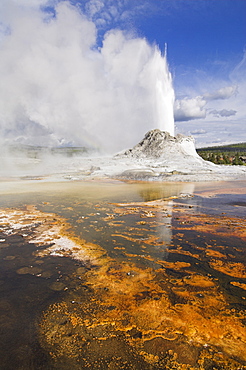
[0,1,175,153]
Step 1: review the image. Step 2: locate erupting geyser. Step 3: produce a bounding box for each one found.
[153,45,175,137]
[0,2,175,153]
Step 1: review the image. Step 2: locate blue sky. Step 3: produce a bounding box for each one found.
[0,0,245,149]
[137,1,245,69]
[69,1,245,72]
[79,0,246,146]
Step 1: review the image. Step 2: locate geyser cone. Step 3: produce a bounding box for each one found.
[118,129,199,159]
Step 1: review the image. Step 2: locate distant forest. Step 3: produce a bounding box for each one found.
[197,143,246,165]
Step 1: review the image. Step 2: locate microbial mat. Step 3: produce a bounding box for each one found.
[0,180,245,369]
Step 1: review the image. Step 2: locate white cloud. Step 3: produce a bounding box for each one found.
[5,0,48,6]
[0,0,175,152]
[174,84,239,122]
[204,85,238,101]
[174,45,246,148]
[80,0,160,32]
[176,116,245,148]
[230,50,246,82]
[174,96,206,121]
[209,109,237,118]
[176,54,246,147]
[83,0,127,29]
[85,0,104,17]
[190,129,206,135]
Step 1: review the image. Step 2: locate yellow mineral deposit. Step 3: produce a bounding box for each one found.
[230,281,246,290]
[209,260,246,278]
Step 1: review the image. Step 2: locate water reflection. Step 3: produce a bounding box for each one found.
[138,182,195,264]
[138,182,195,202]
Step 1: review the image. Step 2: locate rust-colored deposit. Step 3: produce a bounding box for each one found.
[1,198,246,369]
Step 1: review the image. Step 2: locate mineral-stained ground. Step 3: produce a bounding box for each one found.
[0,193,246,369]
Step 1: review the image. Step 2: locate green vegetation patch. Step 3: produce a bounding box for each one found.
[197,143,246,165]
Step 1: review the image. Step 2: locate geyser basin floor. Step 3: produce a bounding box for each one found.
[0,180,245,369]
[1,131,246,183]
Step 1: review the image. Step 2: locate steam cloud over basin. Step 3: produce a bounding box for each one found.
[0,1,174,153]
[1,129,246,182]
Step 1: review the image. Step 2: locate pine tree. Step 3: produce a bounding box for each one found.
[232,153,243,165]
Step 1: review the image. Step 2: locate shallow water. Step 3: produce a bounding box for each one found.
[0,180,245,369]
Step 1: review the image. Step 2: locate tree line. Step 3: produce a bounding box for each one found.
[197,143,246,165]
[198,151,245,165]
